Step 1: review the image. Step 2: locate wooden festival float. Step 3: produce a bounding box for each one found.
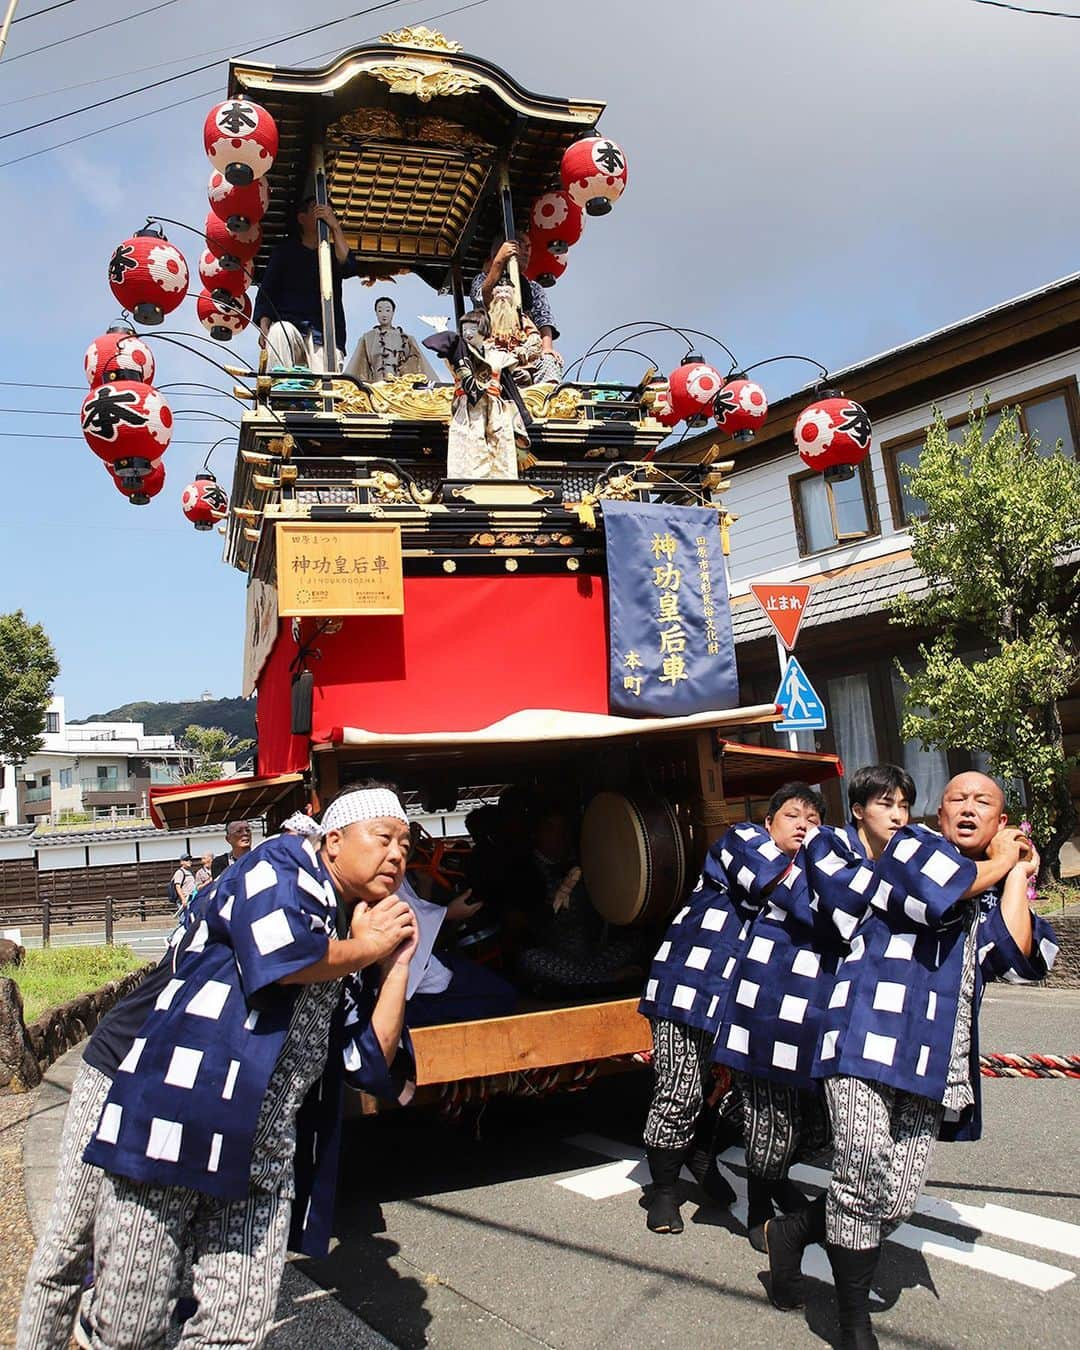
[82,27,866,1111]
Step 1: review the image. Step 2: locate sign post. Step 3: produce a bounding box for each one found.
[750,582,817,751]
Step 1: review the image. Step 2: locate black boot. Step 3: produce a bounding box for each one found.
[763,1194,826,1311]
[746,1174,775,1251]
[686,1109,736,1208]
[645,1146,686,1234]
[826,1243,881,1350]
[770,1175,809,1214]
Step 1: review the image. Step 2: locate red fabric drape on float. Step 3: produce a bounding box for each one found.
[255,575,611,774]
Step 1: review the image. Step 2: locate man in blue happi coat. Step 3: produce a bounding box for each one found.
[636,822,787,1233]
[765,772,1058,1348]
[711,784,879,1244]
[81,785,421,1349]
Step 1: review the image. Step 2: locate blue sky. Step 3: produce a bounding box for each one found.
[2,0,1079,717]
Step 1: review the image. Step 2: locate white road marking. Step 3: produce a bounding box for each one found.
[562,1134,1077,1293]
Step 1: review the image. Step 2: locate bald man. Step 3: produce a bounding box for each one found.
[763,773,1058,1347]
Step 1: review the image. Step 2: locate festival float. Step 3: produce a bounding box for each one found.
[91,27,858,1112]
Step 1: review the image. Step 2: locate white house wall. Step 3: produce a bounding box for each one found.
[725,347,1080,593]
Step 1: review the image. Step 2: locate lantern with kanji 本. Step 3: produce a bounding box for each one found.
[204,213,262,269]
[528,191,583,255]
[794,390,873,480]
[197,249,252,303]
[84,324,156,386]
[109,459,165,505]
[107,225,188,325]
[197,288,252,341]
[714,375,768,442]
[181,471,229,530]
[522,234,567,288]
[207,170,269,234]
[560,135,628,216]
[666,358,725,425]
[81,381,172,483]
[204,98,278,185]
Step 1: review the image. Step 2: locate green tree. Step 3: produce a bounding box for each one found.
[181,725,255,784]
[0,611,60,764]
[892,404,1080,875]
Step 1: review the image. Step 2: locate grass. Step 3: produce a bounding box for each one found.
[1033,877,1079,916]
[8,946,147,1023]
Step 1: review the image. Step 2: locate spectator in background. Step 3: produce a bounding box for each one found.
[169,856,195,915]
[212,820,253,878]
[193,853,213,891]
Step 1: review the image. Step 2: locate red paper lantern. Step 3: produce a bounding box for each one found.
[107,225,188,326]
[197,288,252,341]
[109,460,165,506]
[714,376,768,442]
[667,358,725,425]
[528,191,583,255]
[522,234,567,288]
[794,391,873,480]
[560,135,628,216]
[181,471,229,530]
[197,249,252,302]
[204,212,262,268]
[81,381,172,478]
[84,324,155,386]
[204,99,278,185]
[207,170,269,233]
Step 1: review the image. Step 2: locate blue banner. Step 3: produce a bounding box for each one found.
[603,500,739,717]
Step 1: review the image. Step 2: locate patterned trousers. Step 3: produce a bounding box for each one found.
[643,1019,713,1149]
[16,1061,111,1350]
[825,1075,944,1250]
[736,1072,803,1181]
[89,1172,290,1349]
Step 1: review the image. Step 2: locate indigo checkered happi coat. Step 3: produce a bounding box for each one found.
[710,824,876,1090]
[638,824,790,1037]
[84,834,414,1256]
[812,823,1059,1140]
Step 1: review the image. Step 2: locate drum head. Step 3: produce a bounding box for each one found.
[580,791,685,927]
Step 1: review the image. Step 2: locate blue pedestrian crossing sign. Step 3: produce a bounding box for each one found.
[775,656,827,730]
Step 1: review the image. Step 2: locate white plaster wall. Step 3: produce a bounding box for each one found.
[725,348,1080,593]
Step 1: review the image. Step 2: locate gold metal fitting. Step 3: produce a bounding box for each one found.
[442,559,457,573]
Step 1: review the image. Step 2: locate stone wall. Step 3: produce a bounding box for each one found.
[0,964,153,1093]
[1045,906,1080,988]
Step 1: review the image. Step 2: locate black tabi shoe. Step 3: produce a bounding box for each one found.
[826,1242,881,1350]
[762,1195,826,1312]
[746,1175,775,1252]
[686,1146,736,1208]
[645,1145,686,1234]
[770,1175,809,1214]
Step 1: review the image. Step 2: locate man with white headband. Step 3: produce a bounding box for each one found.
[80,784,419,1349]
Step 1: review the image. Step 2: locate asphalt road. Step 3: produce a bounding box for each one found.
[296,985,1080,1350]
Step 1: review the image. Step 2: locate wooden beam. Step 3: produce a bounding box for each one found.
[410,997,651,1085]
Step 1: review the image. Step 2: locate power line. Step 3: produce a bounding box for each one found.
[0,381,239,396]
[966,0,1080,13]
[5,0,179,65]
[0,0,408,142]
[0,433,228,443]
[11,0,83,22]
[0,0,490,168]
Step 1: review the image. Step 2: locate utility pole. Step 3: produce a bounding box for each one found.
[0,0,20,63]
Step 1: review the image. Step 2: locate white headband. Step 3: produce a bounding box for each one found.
[280,811,323,838]
[321,789,409,833]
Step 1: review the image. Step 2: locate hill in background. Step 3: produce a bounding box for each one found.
[75,698,257,744]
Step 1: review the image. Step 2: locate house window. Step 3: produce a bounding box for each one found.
[59,768,73,789]
[884,379,1080,527]
[790,459,878,557]
[45,712,59,734]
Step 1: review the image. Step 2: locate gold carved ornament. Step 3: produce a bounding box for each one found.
[330,376,454,420]
[368,60,482,103]
[332,108,488,150]
[379,26,463,52]
[521,384,584,421]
